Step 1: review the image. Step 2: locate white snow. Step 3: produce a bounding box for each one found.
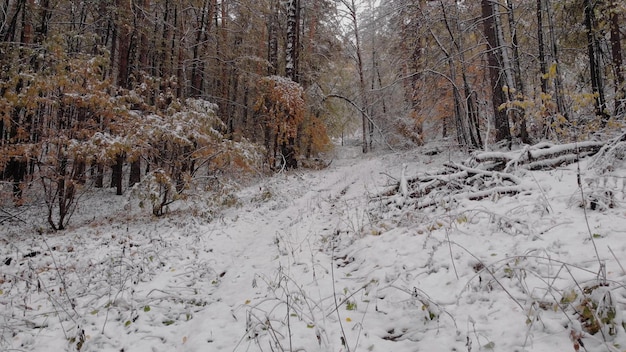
[2,142,626,352]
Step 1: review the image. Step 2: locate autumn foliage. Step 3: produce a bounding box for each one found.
[254,76,331,170]
[0,39,260,227]
[255,76,305,170]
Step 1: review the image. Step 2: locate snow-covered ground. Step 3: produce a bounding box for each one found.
[2,142,626,352]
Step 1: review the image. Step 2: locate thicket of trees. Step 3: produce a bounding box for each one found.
[350,0,625,150]
[0,0,340,228]
[1,0,625,229]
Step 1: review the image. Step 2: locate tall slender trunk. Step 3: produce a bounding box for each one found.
[505,0,529,143]
[439,1,481,149]
[129,0,151,188]
[111,153,124,195]
[546,0,568,120]
[584,0,608,123]
[0,0,8,35]
[537,0,548,94]
[267,0,278,75]
[191,0,215,96]
[482,0,511,146]
[282,0,300,168]
[161,0,171,79]
[610,0,625,115]
[129,157,141,187]
[1,0,25,42]
[138,0,150,71]
[116,0,131,89]
[285,0,300,82]
[218,0,229,119]
[346,0,370,153]
[537,0,552,136]
[95,163,104,188]
[36,0,50,42]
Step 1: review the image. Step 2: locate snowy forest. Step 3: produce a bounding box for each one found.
[2,0,626,351]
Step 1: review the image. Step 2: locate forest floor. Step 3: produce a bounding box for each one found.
[2,140,626,352]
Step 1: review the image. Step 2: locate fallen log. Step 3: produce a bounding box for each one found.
[375,136,625,212]
[469,140,606,172]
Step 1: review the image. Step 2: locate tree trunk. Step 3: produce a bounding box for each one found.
[115,0,131,89]
[285,0,300,82]
[218,0,229,120]
[174,4,184,98]
[439,1,482,149]
[138,0,151,73]
[129,157,141,187]
[111,153,124,195]
[267,0,278,76]
[7,159,27,200]
[505,0,530,143]
[482,0,511,146]
[1,0,25,42]
[95,163,104,188]
[35,0,50,41]
[160,0,171,80]
[584,0,609,123]
[545,0,568,120]
[0,0,8,37]
[537,0,553,137]
[537,0,548,94]
[464,81,482,149]
[282,0,300,168]
[609,0,625,115]
[55,154,74,231]
[345,0,370,153]
[191,0,215,97]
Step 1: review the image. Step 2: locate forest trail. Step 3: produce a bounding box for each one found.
[192,144,404,351]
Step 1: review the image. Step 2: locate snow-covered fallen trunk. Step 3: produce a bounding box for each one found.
[470,140,606,172]
[377,136,626,211]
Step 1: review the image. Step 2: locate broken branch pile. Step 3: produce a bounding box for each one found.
[375,136,626,212]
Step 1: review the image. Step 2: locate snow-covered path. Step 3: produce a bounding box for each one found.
[1,144,416,352]
[196,148,396,351]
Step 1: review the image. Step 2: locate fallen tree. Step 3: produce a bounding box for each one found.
[375,134,626,211]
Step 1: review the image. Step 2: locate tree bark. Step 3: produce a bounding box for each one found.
[439,1,482,149]
[584,0,609,123]
[1,0,25,42]
[344,0,370,153]
[138,0,151,72]
[129,157,141,187]
[545,0,568,120]
[537,0,548,95]
[267,0,278,76]
[505,0,529,143]
[482,0,511,146]
[111,153,124,195]
[190,0,215,97]
[285,0,300,82]
[609,0,625,115]
[116,0,131,89]
[282,0,300,168]
[95,163,104,188]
